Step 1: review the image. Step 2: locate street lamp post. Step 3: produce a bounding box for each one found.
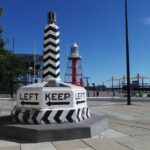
[125,0,131,105]
[112,76,115,96]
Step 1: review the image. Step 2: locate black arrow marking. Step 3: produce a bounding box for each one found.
[32,110,40,124]
[21,101,39,106]
[54,110,63,123]
[66,110,75,123]
[86,108,90,118]
[14,109,21,123]
[23,110,31,123]
[77,108,80,122]
[46,101,70,106]
[76,100,85,105]
[42,110,52,124]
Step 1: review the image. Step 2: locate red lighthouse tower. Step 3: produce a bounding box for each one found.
[65,43,84,86]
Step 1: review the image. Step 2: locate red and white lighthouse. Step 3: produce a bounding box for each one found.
[65,43,84,86]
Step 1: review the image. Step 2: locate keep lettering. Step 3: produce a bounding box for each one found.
[45,93,70,101]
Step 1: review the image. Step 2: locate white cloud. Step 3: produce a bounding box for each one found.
[142,17,150,25]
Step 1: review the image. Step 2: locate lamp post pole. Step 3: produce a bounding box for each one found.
[125,0,131,105]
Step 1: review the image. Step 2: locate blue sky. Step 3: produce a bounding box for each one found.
[1,0,150,85]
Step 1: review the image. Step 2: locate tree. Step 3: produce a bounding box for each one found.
[0,7,26,93]
[0,7,4,51]
[0,50,26,92]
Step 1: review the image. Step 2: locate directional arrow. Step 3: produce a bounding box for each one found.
[42,110,52,124]
[54,110,63,123]
[66,110,75,123]
[76,100,85,105]
[21,101,39,106]
[46,101,70,106]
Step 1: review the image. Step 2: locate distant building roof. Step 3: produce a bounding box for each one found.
[15,53,43,62]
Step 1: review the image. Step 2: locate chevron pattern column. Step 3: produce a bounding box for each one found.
[12,107,90,124]
[43,12,60,81]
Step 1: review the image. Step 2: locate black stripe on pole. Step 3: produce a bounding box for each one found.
[44,41,59,48]
[43,56,60,63]
[44,34,59,41]
[43,64,60,71]
[44,26,59,33]
[44,49,59,56]
[125,0,131,105]
[43,71,60,79]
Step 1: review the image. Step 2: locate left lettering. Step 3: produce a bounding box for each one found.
[19,93,39,100]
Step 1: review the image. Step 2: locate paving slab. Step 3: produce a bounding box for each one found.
[0,140,20,150]
[109,121,150,137]
[53,139,94,150]
[100,129,128,139]
[109,117,150,130]
[82,138,129,150]
[92,106,139,121]
[114,135,150,150]
[21,142,56,150]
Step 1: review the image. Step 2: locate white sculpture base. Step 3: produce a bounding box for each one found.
[12,79,90,124]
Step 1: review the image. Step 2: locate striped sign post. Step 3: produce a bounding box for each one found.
[11,11,90,124]
[43,12,60,81]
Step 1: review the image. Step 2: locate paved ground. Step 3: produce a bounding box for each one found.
[0,98,150,150]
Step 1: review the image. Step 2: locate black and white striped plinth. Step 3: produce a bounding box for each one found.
[11,107,90,124]
[43,13,60,81]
